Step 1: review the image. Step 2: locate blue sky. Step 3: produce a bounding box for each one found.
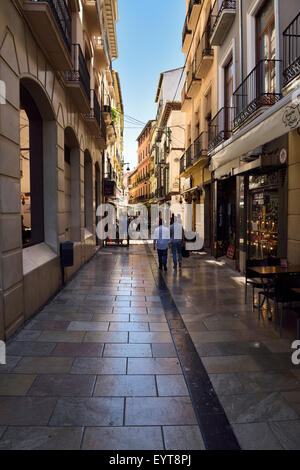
[114,0,186,171]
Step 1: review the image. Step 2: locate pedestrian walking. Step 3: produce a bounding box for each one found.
[170,215,184,270]
[127,216,131,247]
[153,218,170,271]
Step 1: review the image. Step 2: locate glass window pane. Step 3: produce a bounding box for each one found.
[20,108,32,246]
[257,0,274,34]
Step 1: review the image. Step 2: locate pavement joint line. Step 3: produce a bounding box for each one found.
[160,425,166,450]
[144,242,241,451]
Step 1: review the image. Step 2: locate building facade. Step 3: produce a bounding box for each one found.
[153,68,186,212]
[103,68,124,205]
[134,120,156,204]
[128,167,138,204]
[208,0,300,271]
[180,0,217,251]
[0,0,120,340]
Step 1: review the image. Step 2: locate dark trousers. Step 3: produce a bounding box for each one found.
[157,249,168,269]
[171,241,182,267]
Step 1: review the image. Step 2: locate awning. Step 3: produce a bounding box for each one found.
[210,86,300,172]
[181,185,202,195]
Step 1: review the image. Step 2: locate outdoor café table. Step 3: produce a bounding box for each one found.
[247,265,300,320]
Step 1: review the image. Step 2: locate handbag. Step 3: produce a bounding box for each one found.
[182,245,190,258]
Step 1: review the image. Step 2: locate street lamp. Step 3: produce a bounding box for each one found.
[122,162,131,172]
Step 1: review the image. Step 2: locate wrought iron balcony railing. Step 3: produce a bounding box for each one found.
[283,12,300,87]
[233,59,281,129]
[180,154,185,174]
[186,144,193,169]
[64,44,91,101]
[194,27,214,78]
[194,131,208,161]
[100,114,106,141]
[208,107,234,151]
[28,0,72,52]
[92,90,101,127]
[180,133,209,173]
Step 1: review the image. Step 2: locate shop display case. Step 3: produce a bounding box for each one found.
[248,173,279,260]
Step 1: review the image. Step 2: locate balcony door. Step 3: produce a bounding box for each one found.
[224,58,234,138]
[256,0,276,101]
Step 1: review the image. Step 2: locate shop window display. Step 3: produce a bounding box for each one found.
[248,173,279,260]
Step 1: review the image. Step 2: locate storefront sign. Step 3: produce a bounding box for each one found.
[283,102,300,130]
[249,172,279,190]
[183,177,193,190]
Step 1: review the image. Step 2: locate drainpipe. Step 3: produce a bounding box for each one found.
[239,0,244,84]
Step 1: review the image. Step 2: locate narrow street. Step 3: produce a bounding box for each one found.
[0,244,299,450]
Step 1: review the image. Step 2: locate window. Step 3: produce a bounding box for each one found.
[224,57,234,136]
[194,109,200,138]
[20,85,44,247]
[256,0,275,95]
[84,150,93,234]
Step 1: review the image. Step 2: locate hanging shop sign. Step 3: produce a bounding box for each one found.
[183,176,193,190]
[104,180,116,197]
[279,148,288,165]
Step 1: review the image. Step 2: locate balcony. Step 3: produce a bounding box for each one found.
[233,60,281,129]
[182,17,192,54]
[210,1,236,46]
[102,103,112,124]
[181,81,192,111]
[95,114,107,150]
[82,0,102,37]
[194,29,214,79]
[186,61,201,98]
[283,12,300,89]
[84,90,100,134]
[186,144,194,169]
[180,133,209,174]
[22,0,72,71]
[64,44,91,113]
[93,33,110,69]
[208,107,234,151]
[107,122,117,144]
[187,0,202,30]
[106,68,113,85]
[194,131,208,161]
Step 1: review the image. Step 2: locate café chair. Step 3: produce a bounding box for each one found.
[258,275,300,338]
[245,259,279,310]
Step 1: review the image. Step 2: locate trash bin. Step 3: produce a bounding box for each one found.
[60,241,74,268]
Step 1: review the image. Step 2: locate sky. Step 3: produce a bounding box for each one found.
[114,0,186,172]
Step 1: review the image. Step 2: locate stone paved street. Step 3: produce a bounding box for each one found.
[0,244,300,450]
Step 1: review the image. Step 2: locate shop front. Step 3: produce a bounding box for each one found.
[212,176,237,261]
[234,136,288,273]
[211,135,288,271]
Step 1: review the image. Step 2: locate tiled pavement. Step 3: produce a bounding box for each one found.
[0,244,299,450]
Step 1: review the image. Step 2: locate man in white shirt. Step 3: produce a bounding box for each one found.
[153,219,170,271]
